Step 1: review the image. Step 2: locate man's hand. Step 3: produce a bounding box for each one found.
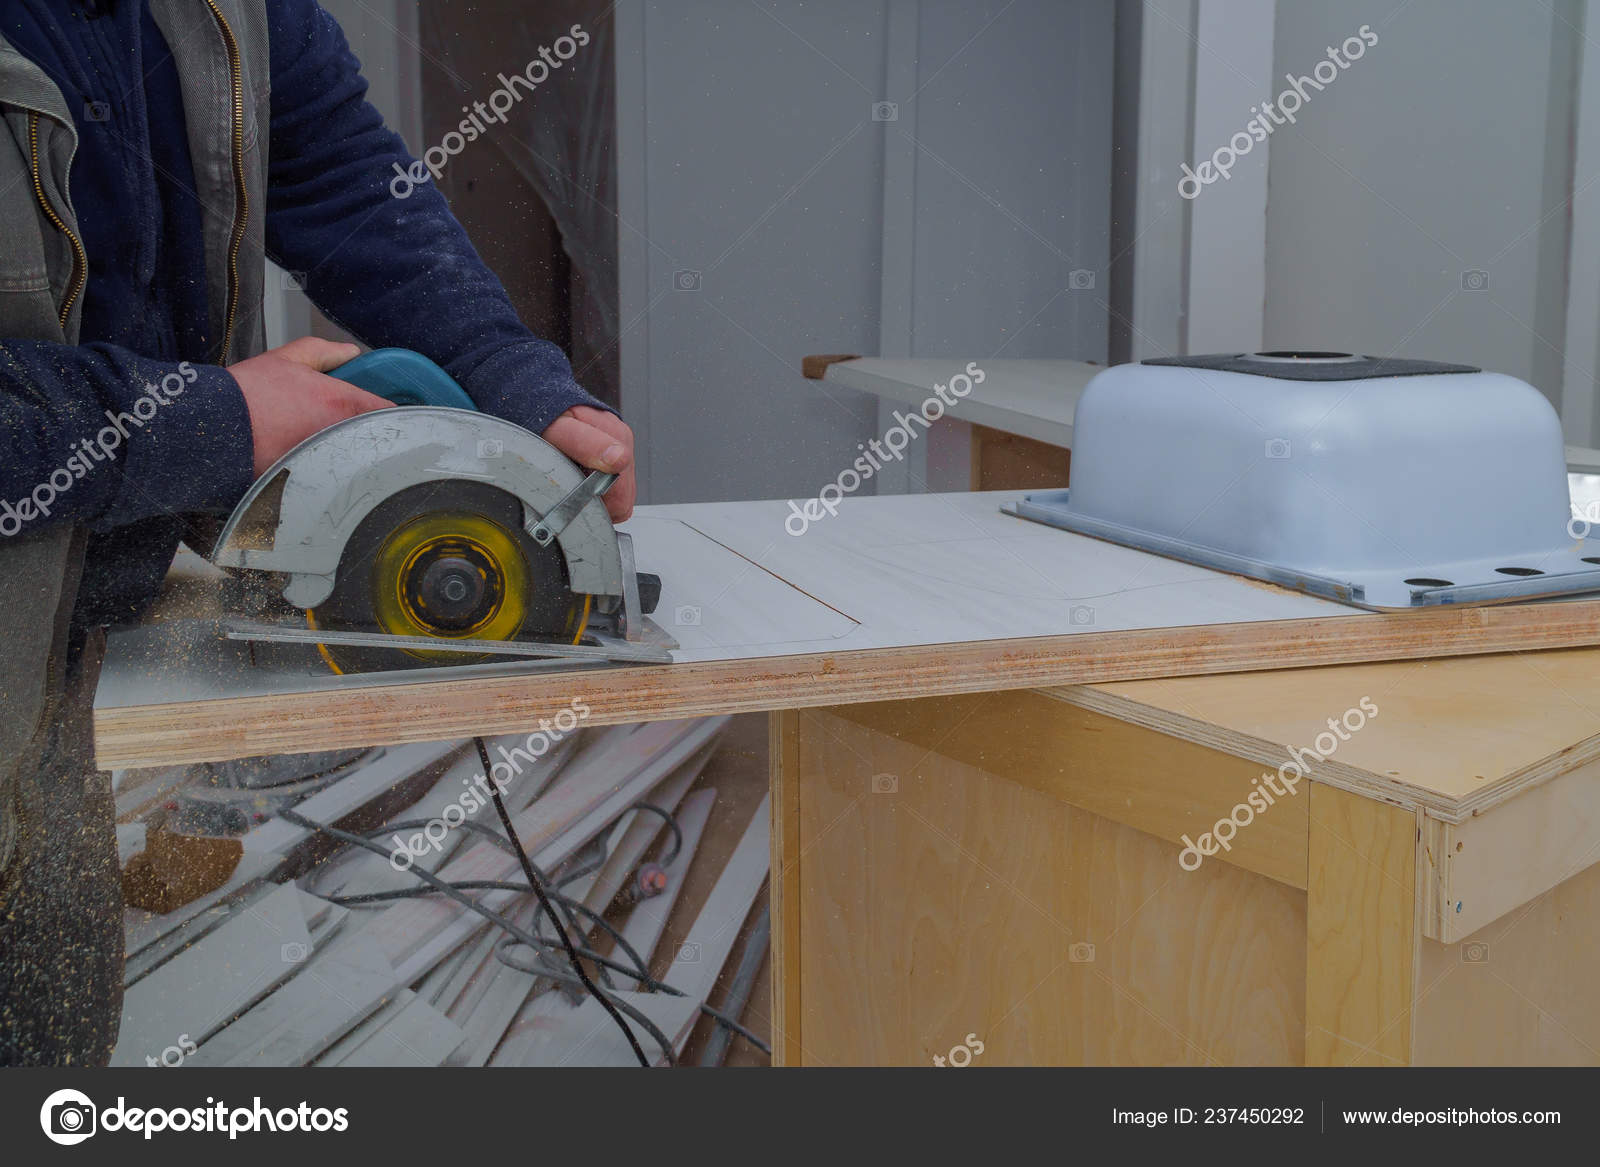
[542,404,636,522]
[229,338,393,478]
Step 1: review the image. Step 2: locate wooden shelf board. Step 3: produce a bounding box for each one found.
[1053,645,1600,818]
[817,357,1091,447]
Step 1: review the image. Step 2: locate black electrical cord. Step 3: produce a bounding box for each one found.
[497,928,667,988]
[358,817,603,887]
[277,806,673,1065]
[518,874,621,988]
[380,816,596,967]
[492,937,771,1055]
[285,757,766,1060]
[627,801,683,866]
[317,817,594,957]
[368,817,521,855]
[471,737,651,1067]
[549,849,608,889]
[324,873,767,1055]
[501,798,681,992]
[699,1010,771,1056]
[324,879,654,981]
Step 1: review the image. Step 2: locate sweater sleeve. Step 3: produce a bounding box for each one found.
[261,0,606,435]
[0,339,254,537]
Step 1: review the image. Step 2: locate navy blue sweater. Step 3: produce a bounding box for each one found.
[0,0,604,625]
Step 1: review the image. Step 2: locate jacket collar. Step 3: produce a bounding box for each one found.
[0,32,77,130]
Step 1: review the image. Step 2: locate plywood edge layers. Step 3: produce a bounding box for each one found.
[96,598,1600,769]
[1422,750,1600,942]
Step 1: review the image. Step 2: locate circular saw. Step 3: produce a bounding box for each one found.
[210,349,669,674]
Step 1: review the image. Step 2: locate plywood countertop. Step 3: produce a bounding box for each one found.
[94,491,1600,769]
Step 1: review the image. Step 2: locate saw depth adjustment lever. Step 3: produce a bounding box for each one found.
[527,470,663,622]
[529,470,618,546]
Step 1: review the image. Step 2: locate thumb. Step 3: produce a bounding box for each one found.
[275,337,364,374]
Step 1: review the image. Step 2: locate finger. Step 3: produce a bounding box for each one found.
[566,404,633,442]
[323,380,397,418]
[275,337,363,373]
[603,465,637,522]
[544,414,633,474]
[579,412,635,471]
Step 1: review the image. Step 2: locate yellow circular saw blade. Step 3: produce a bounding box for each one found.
[373,510,528,654]
[306,495,590,674]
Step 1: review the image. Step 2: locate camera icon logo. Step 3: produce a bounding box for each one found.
[1462,941,1490,964]
[84,100,110,123]
[1069,942,1096,963]
[477,438,504,459]
[673,269,702,292]
[40,1088,97,1146]
[280,268,308,292]
[1461,269,1489,291]
[872,101,899,122]
[870,772,898,794]
[1068,268,1096,290]
[677,942,702,963]
[1265,437,1291,459]
[1069,604,1095,627]
[1570,501,1600,542]
[674,605,702,627]
[281,941,309,964]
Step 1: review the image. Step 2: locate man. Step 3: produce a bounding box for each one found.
[0,0,634,1065]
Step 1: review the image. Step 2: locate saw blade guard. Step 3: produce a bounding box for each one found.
[210,407,626,612]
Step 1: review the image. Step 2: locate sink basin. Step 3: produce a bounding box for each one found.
[1004,352,1600,609]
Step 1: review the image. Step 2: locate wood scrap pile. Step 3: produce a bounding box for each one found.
[111,716,771,1067]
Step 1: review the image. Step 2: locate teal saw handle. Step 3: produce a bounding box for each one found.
[329,347,478,410]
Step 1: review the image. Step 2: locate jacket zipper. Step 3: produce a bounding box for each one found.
[27,112,86,332]
[204,0,248,364]
[24,115,88,710]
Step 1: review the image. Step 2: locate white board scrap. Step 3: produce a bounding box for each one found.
[184,931,398,1067]
[112,885,338,1066]
[328,994,466,1068]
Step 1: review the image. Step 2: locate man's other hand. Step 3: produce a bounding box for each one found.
[229,338,392,478]
[542,404,636,522]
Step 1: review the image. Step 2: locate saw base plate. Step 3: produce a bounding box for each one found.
[222,615,676,669]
